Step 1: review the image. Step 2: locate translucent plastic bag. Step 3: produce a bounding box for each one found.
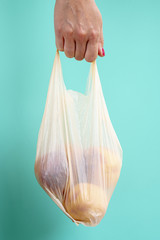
[34,50,122,227]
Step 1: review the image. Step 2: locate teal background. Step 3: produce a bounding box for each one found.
[0,0,160,239]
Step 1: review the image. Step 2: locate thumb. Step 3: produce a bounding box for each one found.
[98,27,105,57]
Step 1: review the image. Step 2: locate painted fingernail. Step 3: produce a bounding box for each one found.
[102,48,105,56]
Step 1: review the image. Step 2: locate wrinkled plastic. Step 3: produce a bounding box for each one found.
[34,50,123,227]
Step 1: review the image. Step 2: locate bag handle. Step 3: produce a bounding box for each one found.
[55,49,101,95]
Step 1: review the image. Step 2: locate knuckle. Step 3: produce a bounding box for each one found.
[89,30,99,40]
[56,26,62,35]
[75,29,86,42]
[64,27,73,38]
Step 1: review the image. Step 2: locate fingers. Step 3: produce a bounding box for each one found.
[75,41,86,61]
[64,38,75,58]
[74,29,87,60]
[85,40,98,62]
[55,28,104,62]
[98,27,104,57]
[55,36,64,52]
[55,27,64,51]
[84,30,99,62]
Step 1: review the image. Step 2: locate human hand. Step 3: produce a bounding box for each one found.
[54,0,105,62]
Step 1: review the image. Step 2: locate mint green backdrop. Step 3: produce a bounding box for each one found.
[0,0,160,239]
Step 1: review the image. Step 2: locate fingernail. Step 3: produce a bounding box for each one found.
[102,48,105,56]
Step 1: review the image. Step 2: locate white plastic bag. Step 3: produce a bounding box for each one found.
[34,50,122,226]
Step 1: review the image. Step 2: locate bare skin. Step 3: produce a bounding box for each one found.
[54,0,104,62]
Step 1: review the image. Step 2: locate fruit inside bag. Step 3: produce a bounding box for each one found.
[34,50,122,227]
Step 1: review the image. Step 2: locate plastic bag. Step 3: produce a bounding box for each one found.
[34,50,122,227]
